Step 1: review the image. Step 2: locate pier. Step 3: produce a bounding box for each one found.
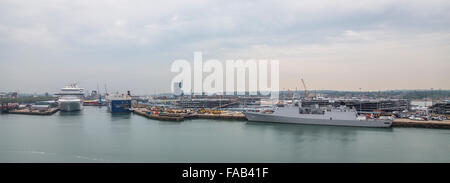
[194,113,247,121]
[131,108,247,122]
[8,108,59,115]
[132,108,184,122]
[392,119,450,129]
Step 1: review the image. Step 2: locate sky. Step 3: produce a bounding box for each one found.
[0,0,449,94]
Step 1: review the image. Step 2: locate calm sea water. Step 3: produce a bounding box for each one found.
[1,106,449,163]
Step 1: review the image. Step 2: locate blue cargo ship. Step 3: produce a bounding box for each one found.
[107,92,132,113]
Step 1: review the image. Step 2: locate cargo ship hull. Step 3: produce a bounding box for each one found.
[108,100,131,113]
[244,112,392,128]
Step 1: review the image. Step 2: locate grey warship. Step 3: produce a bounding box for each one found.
[244,103,392,128]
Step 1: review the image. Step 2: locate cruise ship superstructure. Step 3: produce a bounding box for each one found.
[56,84,85,112]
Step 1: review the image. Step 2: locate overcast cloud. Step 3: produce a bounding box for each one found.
[1,0,449,94]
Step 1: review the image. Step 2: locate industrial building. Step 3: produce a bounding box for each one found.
[430,101,450,115]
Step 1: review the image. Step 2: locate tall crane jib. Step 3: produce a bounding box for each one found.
[301,78,310,100]
[97,83,102,104]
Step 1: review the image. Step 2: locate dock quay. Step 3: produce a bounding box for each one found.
[131,108,247,122]
[393,119,450,129]
[8,108,59,115]
[131,108,184,122]
[194,113,247,121]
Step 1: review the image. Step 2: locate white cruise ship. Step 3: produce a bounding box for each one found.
[244,102,392,128]
[56,84,85,112]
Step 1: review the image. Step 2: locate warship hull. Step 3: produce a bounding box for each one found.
[244,112,392,128]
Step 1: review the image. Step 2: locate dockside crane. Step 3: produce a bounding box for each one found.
[301,78,310,101]
[97,83,102,104]
[104,84,109,96]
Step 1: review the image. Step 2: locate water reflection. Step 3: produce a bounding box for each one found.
[58,111,83,116]
[109,113,131,121]
[245,121,393,132]
[244,121,393,143]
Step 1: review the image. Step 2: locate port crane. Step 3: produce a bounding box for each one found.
[301,78,310,100]
[97,83,102,104]
[104,84,109,96]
